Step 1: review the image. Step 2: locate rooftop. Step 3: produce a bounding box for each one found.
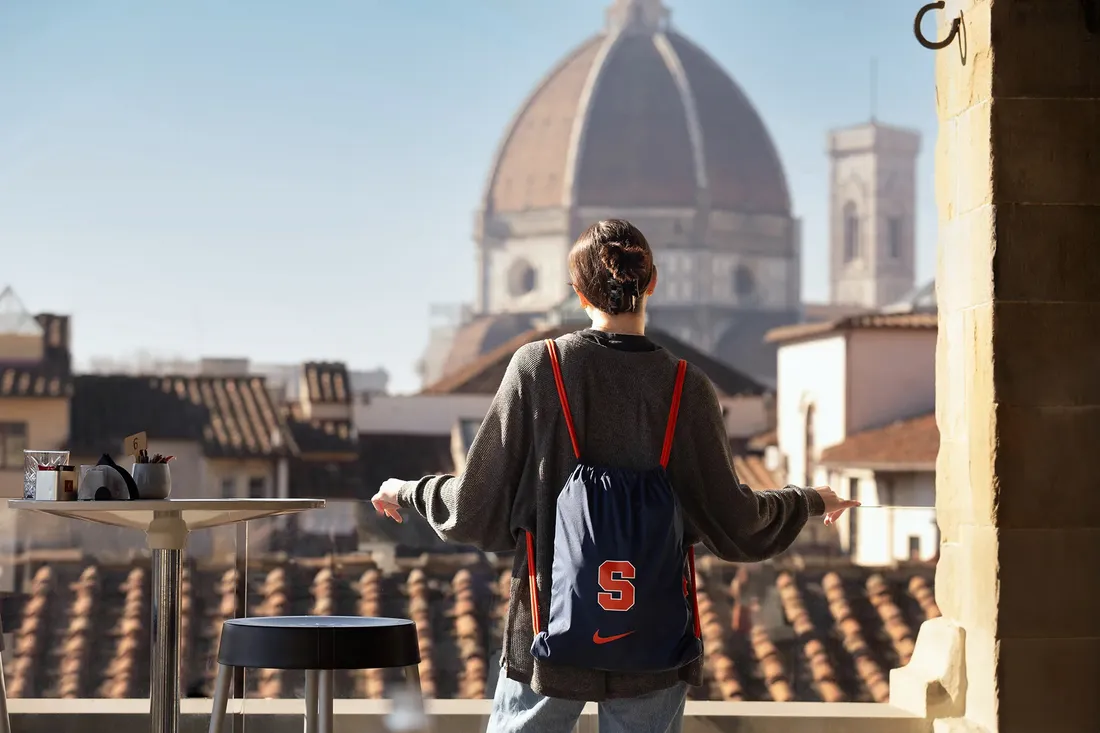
[764,314,937,346]
[424,324,768,398]
[0,552,938,705]
[68,375,294,459]
[819,414,939,471]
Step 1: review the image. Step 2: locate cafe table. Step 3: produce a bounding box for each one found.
[9,498,325,733]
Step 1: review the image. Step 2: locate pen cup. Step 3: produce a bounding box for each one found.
[132,463,172,499]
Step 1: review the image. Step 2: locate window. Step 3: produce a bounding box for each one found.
[507,259,537,296]
[733,265,757,303]
[888,216,903,258]
[248,476,267,498]
[843,202,860,262]
[0,422,27,469]
[220,477,237,498]
[908,535,921,561]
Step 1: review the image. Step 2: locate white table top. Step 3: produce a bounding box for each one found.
[8,498,325,532]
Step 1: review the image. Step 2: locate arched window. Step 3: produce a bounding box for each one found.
[733,264,757,304]
[888,216,903,259]
[507,260,537,296]
[843,202,860,262]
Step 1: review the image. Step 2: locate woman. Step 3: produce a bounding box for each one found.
[372,219,859,733]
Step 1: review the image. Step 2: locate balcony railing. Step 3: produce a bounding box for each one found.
[0,503,938,732]
[6,698,930,733]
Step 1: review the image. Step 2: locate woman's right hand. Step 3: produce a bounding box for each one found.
[813,486,861,526]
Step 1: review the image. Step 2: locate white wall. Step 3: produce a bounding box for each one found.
[846,329,935,433]
[355,394,495,435]
[776,335,847,487]
[834,469,937,566]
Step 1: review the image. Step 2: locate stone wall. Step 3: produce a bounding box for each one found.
[891,2,1100,731]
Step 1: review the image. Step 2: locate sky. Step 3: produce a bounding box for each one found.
[0,1,938,393]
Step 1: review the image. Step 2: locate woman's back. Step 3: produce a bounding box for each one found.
[533,331,681,474]
[375,219,851,729]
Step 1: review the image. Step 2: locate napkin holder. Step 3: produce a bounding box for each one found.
[78,454,139,501]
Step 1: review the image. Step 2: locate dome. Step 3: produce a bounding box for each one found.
[482,0,790,216]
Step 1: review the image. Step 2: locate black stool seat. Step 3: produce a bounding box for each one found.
[218,616,420,670]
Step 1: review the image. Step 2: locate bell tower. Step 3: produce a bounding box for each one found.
[827,122,921,308]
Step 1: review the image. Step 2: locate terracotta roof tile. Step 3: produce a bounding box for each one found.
[2,555,938,702]
[287,419,355,454]
[424,325,767,398]
[439,314,538,383]
[765,313,938,345]
[734,454,781,490]
[0,313,74,398]
[747,429,777,452]
[0,367,71,398]
[819,413,938,469]
[69,375,293,459]
[302,362,350,405]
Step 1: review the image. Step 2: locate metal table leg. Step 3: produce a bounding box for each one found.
[147,511,189,733]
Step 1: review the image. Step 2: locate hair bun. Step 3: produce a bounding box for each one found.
[568,219,655,316]
[600,241,648,283]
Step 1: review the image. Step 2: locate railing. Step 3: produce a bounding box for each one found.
[0,503,937,732]
[6,698,931,733]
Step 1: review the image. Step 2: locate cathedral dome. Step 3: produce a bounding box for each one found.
[482,0,790,216]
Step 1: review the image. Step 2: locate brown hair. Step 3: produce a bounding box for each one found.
[568,219,655,315]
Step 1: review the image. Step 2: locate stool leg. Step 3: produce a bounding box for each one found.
[318,670,334,733]
[304,670,319,733]
[207,664,232,733]
[405,664,424,708]
[385,664,427,733]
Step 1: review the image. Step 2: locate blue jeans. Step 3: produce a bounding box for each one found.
[487,674,687,733]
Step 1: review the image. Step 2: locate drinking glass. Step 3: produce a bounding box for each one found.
[23,450,70,500]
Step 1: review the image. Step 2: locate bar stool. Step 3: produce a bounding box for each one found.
[208,616,421,733]
[0,616,10,733]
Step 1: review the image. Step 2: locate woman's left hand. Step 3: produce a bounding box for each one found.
[371,478,404,523]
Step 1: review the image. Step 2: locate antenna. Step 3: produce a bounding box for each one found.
[870,57,878,123]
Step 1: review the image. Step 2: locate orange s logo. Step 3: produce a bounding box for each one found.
[598,561,636,612]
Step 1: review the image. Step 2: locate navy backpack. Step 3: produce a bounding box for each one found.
[528,338,704,673]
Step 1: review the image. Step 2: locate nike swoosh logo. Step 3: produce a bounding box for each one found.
[592,630,635,645]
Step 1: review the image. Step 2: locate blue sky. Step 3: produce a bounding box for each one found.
[0,1,937,393]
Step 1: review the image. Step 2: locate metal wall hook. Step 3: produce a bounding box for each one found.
[914,1,961,50]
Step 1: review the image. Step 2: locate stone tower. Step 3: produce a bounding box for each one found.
[827,122,921,308]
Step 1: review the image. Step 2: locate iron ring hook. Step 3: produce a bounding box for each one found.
[914,1,961,50]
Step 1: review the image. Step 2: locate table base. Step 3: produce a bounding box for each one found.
[150,547,182,733]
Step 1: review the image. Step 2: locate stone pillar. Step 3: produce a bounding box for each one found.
[890,2,1100,731]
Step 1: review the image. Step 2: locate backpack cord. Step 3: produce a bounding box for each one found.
[545,339,581,459]
[659,360,687,468]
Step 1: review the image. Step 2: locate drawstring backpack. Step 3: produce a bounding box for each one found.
[528,338,703,673]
